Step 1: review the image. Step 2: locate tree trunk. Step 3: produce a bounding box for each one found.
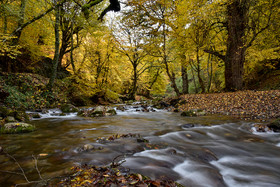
[147,68,161,98]
[181,64,189,94]
[191,66,198,93]
[95,51,102,85]
[196,47,205,93]
[225,0,249,91]
[179,47,189,94]
[58,27,70,70]
[47,2,60,91]
[129,63,138,100]
[207,53,213,92]
[70,21,75,73]
[162,21,180,97]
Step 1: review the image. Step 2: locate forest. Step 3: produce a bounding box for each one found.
[1,0,280,186]
[1,0,279,108]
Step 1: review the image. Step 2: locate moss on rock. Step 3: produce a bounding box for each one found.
[1,122,35,134]
[60,104,79,113]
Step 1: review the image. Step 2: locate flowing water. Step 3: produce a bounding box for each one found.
[1,105,280,187]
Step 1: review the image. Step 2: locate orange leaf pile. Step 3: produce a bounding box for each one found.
[56,165,179,187]
[178,90,280,120]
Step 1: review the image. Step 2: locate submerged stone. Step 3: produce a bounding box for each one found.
[181,124,195,128]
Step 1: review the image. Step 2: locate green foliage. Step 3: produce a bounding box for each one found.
[3,85,28,109]
[0,0,279,100]
[165,77,182,96]
[1,73,69,109]
[0,35,21,59]
[105,89,120,103]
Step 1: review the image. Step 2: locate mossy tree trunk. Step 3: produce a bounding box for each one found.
[47,2,60,91]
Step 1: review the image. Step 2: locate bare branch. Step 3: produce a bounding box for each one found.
[32,155,46,183]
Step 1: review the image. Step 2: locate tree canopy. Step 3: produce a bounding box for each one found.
[0,0,279,100]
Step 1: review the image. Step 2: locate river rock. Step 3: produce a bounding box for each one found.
[78,106,117,117]
[181,124,195,129]
[83,144,95,151]
[60,104,79,113]
[1,122,35,134]
[252,124,268,132]
[106,109,117,116]
[94,106,104,112]
[153,101,169,109]
[0,107,30,122]
[267,119,280,132]
[6,116,16,122]
[116,105,127,111]
[32,113,41,118]
[91,106,105,117]
[14,111,30,122]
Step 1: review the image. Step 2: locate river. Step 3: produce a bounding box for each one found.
[1,105,280,186]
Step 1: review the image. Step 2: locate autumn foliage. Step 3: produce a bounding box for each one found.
[178,90,280,120]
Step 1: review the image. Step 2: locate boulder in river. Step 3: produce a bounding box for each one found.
[116,105,127,111]
[60,104,79,113]
[1,122,35,134]
[83,144,95,151]
[78,106,117,117]
[106,109,117,116]
[267,119,280,132]
[153,101,169,109]
[0,106,30,123]
[181,124,195,129]
[32,113,41,118]
[252,124,269,132]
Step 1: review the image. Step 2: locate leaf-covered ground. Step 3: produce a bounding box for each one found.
[178,90,280,121]
[0,73,69,109]
[56,165,179,187]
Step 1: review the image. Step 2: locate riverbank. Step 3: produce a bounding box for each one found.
[176,90,280,121]
[1,73,280,122]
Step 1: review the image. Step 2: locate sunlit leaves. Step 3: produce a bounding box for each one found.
[0,35,21,59]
